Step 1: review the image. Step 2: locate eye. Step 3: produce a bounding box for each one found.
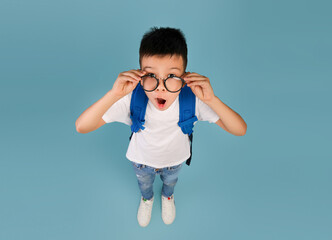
[168,74,176,78]
[148,73,155,77]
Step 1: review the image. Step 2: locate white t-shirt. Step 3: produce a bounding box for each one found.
[102,92,219,168]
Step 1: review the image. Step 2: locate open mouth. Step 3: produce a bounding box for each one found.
[156,98,167,109]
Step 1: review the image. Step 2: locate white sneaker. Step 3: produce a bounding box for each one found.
[137,196,154,227]
[161,194,176,225]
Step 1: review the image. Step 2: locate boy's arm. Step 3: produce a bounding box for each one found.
[215,119,232,134]
[184,72,247,136]
[206,96,247,136]
[75,69,146,134]
[75,89,122,133]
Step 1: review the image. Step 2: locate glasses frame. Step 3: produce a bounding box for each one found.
[140,73,186,93]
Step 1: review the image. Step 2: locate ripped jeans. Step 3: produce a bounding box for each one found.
[131,161,183,200]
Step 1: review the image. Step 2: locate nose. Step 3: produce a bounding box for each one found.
[156,78,166,92]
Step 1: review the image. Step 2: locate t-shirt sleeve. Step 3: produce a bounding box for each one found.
[102,92,132,126]
[195,96,220,123]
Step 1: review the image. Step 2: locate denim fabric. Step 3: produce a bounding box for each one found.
[131,161,183,200]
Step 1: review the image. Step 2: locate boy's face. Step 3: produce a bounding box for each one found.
[140,54,186,111]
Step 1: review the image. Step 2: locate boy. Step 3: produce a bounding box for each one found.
[75,27,247,227]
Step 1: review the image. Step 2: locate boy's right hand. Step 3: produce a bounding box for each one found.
[111,69,146,98]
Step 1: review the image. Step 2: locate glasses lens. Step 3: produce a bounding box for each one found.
[165,77,183,92]
[141,75,158,91]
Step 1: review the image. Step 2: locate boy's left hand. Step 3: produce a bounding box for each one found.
[183,72,215,103]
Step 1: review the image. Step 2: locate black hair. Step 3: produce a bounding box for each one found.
[139,26,188,71]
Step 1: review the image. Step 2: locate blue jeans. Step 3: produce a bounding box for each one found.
[131,161,183,200]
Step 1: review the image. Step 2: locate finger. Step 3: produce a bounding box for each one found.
[185,73,207,79]
[181,71,191,78]
[121,72,142,81]
[184,76,208,82]
[187,80,208,86]
[184,72,201,77]
[118,75,140,84]
[184,72,206,77]
[128,69,146,77]
[129,81,140,87]
[123,70,146,80]
[184,72,201,76]
[132,69,147,76]
[120,78,139,84]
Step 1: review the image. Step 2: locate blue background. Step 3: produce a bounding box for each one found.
[1,0,331,239]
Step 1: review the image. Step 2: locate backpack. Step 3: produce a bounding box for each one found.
[129,84,198,166]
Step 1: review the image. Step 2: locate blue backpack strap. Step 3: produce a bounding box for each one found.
[130,84,148,135]
[178,85,198,166]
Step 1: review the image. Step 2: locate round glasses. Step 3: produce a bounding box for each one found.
[140,73,185,93]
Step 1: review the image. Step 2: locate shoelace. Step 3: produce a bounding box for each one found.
[142,197,153,210]
[162,196,174,211]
